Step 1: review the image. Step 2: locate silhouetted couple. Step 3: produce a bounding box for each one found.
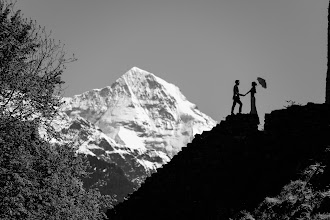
[231,80,258,115]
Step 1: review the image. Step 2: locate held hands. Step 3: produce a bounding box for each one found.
[242,91,250,96]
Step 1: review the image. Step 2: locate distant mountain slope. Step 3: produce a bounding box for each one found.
[39,67,216,203]
[61,67,216,158]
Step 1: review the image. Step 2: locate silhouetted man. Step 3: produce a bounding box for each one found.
[231,80,245,115]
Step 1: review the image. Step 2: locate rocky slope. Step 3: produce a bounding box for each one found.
[106,103,330,219]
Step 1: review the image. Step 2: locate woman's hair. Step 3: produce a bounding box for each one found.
[235,80,239,84]
[252,81,257,86]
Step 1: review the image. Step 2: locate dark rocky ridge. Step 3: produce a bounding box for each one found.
[105,102,330,219]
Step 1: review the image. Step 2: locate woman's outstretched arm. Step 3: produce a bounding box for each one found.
[243,89,251,96]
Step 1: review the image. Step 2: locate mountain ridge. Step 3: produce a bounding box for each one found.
[41,67,216,204]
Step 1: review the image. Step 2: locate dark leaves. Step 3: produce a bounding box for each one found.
[0,1,113,219]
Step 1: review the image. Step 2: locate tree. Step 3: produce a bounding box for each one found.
[0,119,115,219]
[0,1,115,219]
[0,0,72,137]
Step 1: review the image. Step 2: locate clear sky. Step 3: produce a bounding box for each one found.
[16,0,328,125]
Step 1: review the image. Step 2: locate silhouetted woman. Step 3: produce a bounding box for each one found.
[245,82,260,124]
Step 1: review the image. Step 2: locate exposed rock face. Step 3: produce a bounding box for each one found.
[40,67,216,203]
[106,103,330,219]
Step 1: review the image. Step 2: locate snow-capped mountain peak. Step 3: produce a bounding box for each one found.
[43,67,217,203]
[61,67,216,158]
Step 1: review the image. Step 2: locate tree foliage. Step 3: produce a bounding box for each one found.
[232,164,330,220]
[0,1,115,219]
[0,120,114,219]
[0,0,74,137]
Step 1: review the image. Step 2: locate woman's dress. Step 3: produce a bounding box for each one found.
[250,87,260,124]
[250,87,257,114]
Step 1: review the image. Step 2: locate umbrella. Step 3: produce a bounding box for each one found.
[257,77,267,88]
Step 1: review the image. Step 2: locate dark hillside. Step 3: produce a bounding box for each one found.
[106,103,330,219]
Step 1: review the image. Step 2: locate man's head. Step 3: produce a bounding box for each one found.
[235,80,240,85]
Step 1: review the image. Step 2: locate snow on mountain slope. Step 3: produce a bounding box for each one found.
[61,67,216,158]
[40,111,169,176]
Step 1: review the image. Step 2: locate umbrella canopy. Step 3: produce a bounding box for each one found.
[257,77,267,88]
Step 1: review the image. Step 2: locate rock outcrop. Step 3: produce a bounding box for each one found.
[106,103,330,219]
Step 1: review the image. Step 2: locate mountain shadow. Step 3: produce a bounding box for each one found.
[105,102,330,219]
[81,155,135,205]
